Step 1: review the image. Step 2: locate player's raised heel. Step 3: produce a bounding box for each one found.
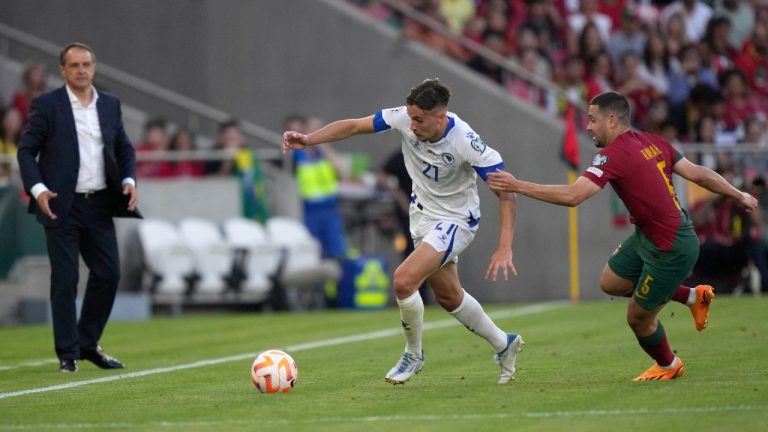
[385,350,424,385]
[633,357,685,381]
[496,333,523,384]
[689,285,715,332]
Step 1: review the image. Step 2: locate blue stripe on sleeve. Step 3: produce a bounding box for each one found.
[474,162,505,181]
[373,111,391,132]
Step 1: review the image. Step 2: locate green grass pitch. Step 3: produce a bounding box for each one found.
[0,296,766,431]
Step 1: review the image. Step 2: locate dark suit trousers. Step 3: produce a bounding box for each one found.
[44,190,120,360]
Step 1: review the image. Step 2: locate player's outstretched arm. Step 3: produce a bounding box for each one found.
[487,170,600,207]
[673,158,758,212]
[282,116,376,153]
[485,190,517,281]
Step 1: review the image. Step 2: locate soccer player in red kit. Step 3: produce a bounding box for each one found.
[487,91,757,380]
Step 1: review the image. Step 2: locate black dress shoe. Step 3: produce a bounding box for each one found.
[59,359,78,372]
[80,346,124,369]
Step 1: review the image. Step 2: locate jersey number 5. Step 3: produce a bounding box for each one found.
[422,162,439,182]
[656,161,680,210]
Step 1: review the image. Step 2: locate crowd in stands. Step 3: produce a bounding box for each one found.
[352,0,768,292]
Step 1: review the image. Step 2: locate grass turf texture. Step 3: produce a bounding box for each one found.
[0,296,766,431]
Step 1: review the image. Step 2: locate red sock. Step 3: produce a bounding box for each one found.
[637,322,675,366]
[670,285,691,304]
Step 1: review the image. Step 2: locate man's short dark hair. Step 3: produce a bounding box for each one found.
[59,42,95,66]
[590,91,631,125]
[406,78,451,110]
[218,119,241,134]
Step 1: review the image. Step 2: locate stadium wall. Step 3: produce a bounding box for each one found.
[0,0,631,302]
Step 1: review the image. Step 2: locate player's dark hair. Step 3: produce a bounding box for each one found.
[406,78,451,110]
[590,91,630,125]
[59,42,95,66]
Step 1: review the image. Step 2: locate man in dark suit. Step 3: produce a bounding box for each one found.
[17,42,141,372]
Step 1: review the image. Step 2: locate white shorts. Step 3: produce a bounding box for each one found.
[410,207,477,267]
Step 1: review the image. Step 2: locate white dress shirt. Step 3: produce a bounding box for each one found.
[31,86,134,199]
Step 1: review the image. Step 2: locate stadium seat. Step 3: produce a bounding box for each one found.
[178,217,233,295]
[265,217,341,289]
[136,219,195,295]
[222,217,281,297]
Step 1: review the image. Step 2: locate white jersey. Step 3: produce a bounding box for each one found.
[373,107,505,228]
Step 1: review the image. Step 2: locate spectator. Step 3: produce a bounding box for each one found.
[690,192,752,293]
[615,51,654,125]
[462,14,488,46]
[641,98,672,136]
[11,62,48,126]
[518,0,564,55]
[748,176,768,292]
[714,0,755,51]
[607,6,647,69]
[667,45,719,132]
[466,32,508,83]
[584,51,614,101]
[598,0,630,31]
[205,120,246,176]
[638,30,672,97]
[735,20,768,97]
[720,69,763,131]
[507,47,552,108]
[207,119,269,221]
[701,16,737,76]
[738,117,768,181]
[556,54,589,114]
[575,22,606,60]
[135,117,173,178]
[168,128,204,178]
[663,11,690,62]
[660,0,714,43]
[0,108,22,184]
[402,0,464,59]
[566,0,613,48]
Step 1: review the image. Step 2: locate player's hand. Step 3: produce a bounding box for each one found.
[123,183,138,211]
[739,191,758,213]
[484,247,517,281]
[282,131,310,153]
[487,169,519,193]
[37,190,58,220]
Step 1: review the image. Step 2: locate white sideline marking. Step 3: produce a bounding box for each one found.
[0,302,564,400]
[0,359,60,371]
[0,405,764,429]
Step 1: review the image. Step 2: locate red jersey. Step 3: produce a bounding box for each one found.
[581,130,685,251]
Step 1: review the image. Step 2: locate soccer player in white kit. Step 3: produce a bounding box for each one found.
[282,79,524,384]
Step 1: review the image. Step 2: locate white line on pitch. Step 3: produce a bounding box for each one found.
[0,302,565,400]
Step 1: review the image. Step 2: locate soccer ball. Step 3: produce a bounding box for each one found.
[250,350,298,393]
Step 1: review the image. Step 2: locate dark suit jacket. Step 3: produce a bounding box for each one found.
[17,86,142,227]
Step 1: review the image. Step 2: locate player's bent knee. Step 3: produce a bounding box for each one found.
[392,267,420,298]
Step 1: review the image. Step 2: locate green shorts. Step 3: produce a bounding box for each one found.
[607,222,699,310]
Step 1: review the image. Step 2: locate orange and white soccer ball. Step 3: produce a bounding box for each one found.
[250,350,298,393]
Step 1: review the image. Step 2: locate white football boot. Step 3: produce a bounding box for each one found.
[385,350,425,385]
[496,333,524,384]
